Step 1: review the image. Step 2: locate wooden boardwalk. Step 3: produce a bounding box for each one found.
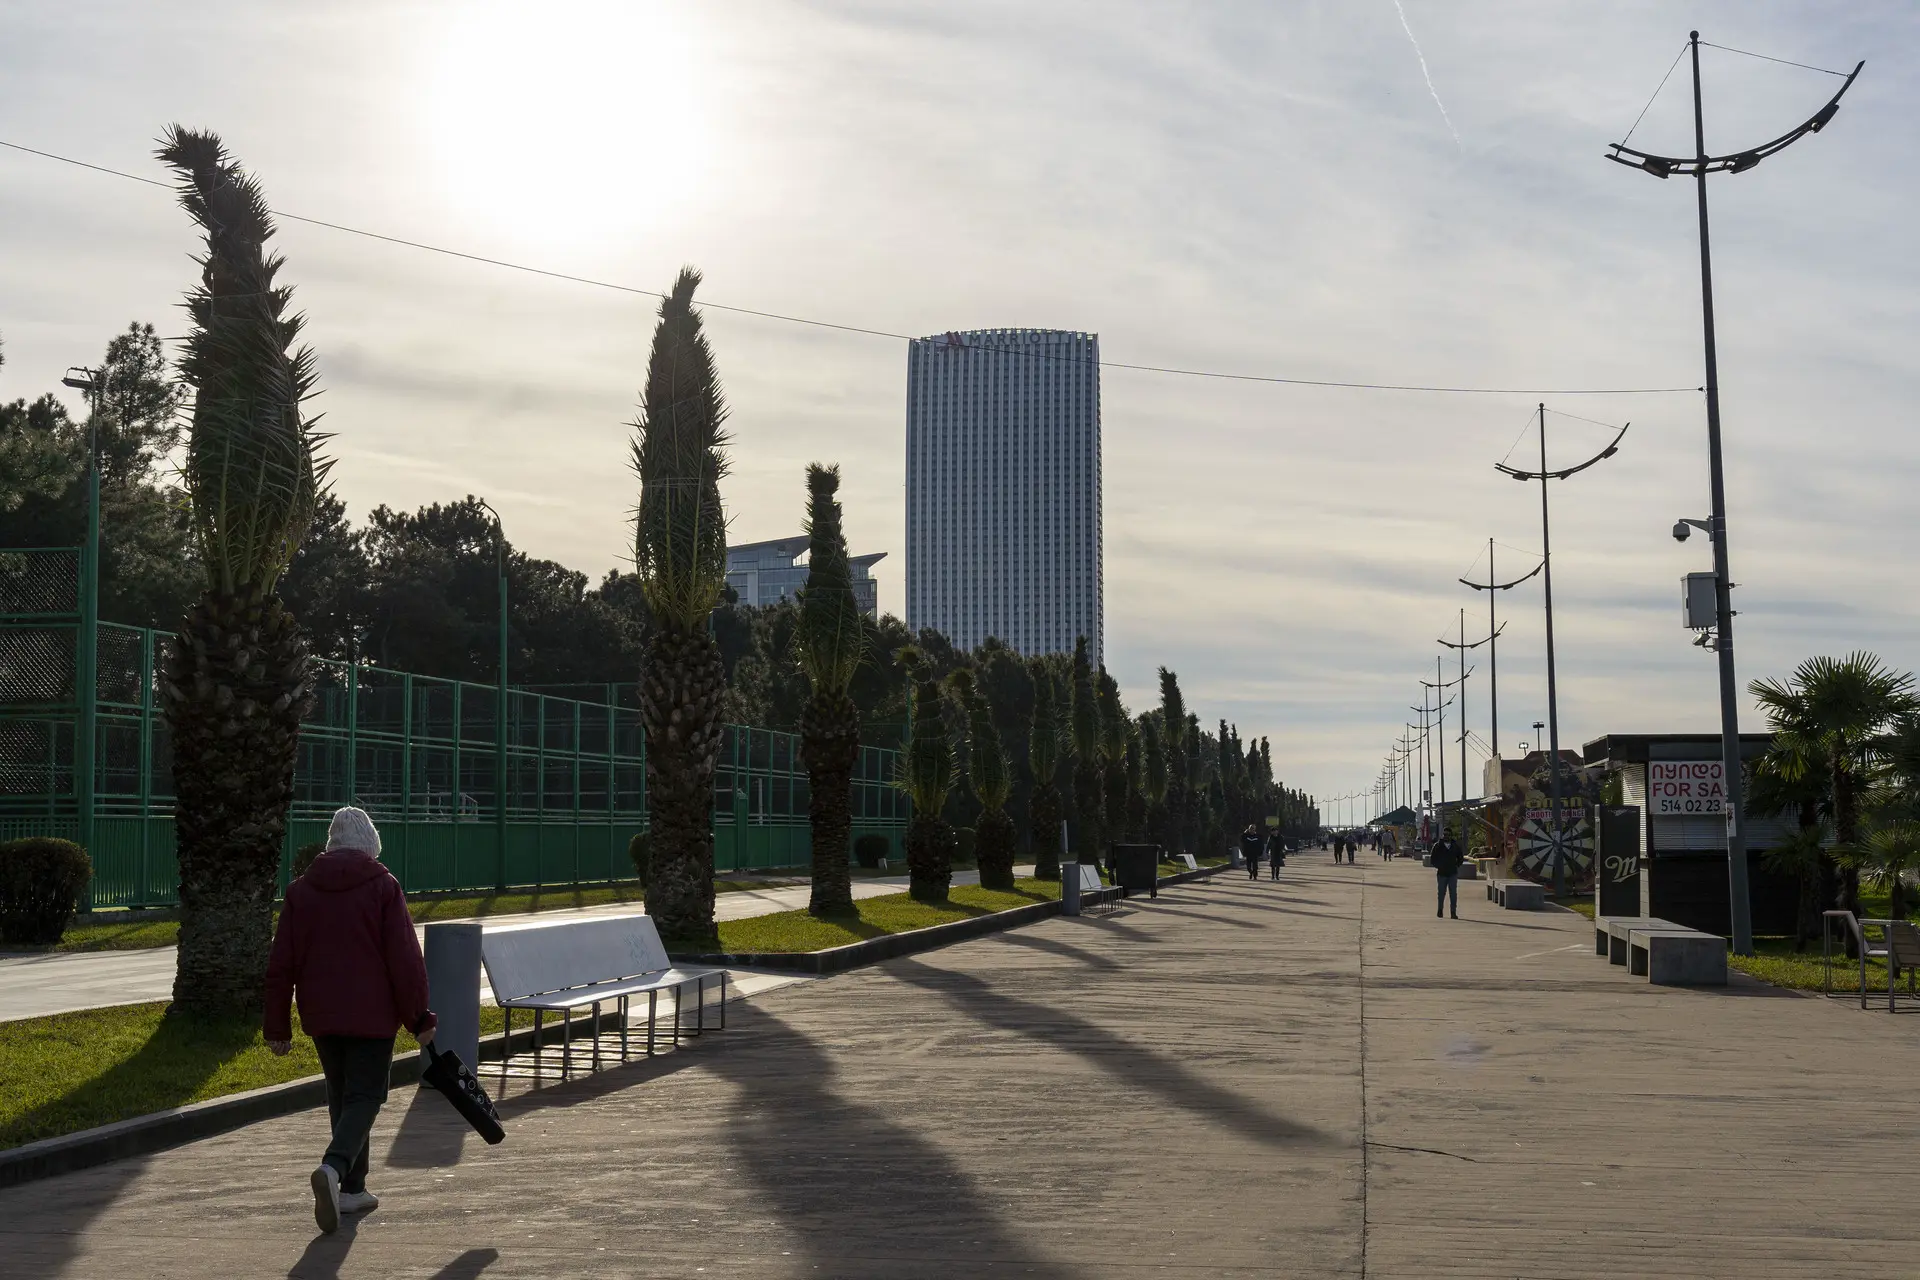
[2,856,1915,1277]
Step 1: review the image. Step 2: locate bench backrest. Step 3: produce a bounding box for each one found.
[481,914,671,1003]
[1888,921,1920,966]
[1180,854,1199,871]
[1077,863,1104,894]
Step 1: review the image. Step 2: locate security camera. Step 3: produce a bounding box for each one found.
[1672,520,1691,543]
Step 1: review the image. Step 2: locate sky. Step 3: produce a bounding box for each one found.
[2,0,1916,815]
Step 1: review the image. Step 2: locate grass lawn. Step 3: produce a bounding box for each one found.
[49,876,787,954]
[0,1002,508,1152]
[714,879,1061,953]
[1730,936,1915,994]
[1553,898,1596,920]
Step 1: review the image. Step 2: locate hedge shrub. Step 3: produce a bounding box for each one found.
[853,834,890,869]
[0,837,93,946]
[291,841,326,879]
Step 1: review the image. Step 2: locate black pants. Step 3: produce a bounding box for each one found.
[1247,860,1260,879]
[313,1034,395,1194]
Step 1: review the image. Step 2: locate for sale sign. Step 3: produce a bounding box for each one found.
[1649,761,1724,815]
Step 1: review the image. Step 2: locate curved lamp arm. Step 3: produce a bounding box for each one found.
[1607,61,1863,178]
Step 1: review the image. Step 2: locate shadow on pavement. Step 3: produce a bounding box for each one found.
[991,930,1122,971]
[385,1084,469,1168]
[0,1153,151,1280]
[702,1002,1075,1278]
[887,957,1333,1150]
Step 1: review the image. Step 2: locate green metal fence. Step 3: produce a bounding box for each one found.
[0,548,906,908]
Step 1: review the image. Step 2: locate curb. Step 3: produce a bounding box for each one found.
[0,1009,620,1192]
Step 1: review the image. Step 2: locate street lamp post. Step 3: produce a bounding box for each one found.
[60,365,103,904]
[477,499,509,892]
[1496,406,1627,898]
[1607,32,1862,956]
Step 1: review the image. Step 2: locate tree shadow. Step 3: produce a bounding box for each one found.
[0,1152,152,1278]
[700,1003,1076,1277]
[885,957,1333,1150]
[990,930,1121,972]
[2,1009,263,1151]
[1130,904,1265,932]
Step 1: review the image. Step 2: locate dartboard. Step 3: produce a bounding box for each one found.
[1513,810,1594,885]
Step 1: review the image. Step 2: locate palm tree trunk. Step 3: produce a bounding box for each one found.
[164,590,311,1017]
[1835,762,1861,919]
[975,807,1017,891]
[906,815,953,902]
[641,621,725,948]
[1030,782,1062,880]
[802,691,859,916]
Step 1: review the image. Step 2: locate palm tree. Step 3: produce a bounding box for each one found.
[1097,667,1130,853]
[1028,657,1065,880]
[1751,652,1916,921]
[795,464,862,917]
[896,645,954,901]
[950,668,1015,890]
[631,268,731,948]
[1140,712,1169,845]
[1123,720,1147,842]
[1158,668,1187,854]
[1748,741,1832,950]
[1184,713,1206,854]
[157,128,327,1018]
[1848,818,1920,922]
[1069,638,1102,866]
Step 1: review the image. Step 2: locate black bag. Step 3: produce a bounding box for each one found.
[420,1042,506,1145]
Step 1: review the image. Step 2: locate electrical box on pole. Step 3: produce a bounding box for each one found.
[1682,572,1718,630]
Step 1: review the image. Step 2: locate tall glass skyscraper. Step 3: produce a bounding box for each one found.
[905,328,1102,663]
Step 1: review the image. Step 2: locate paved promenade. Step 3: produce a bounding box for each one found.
[4,855,1918,1277]
[0,869,1014,1022]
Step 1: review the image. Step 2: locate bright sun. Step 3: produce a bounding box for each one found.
[423,1,712,250]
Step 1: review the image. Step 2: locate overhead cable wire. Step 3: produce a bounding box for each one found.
[1699,41,1849,77]
[1620,43,1689,146]
[1,136,1704,398]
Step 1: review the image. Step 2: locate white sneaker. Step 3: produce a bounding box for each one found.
[311,1164,341,1233]
[338,1189,380,1214]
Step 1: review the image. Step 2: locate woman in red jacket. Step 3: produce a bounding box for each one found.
[265,806,436,1234]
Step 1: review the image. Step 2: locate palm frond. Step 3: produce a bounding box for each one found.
[1029,657,1062,785]
[631,267,730,630]
[949,668,1011,812]
[157,125,327,597]
[894,645,952,814]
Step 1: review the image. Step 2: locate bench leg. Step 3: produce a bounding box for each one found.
[619,996,630,1062]
[500,1006,511,1089]
[672,986,682,1047]
[561,1007,572,1080]
[647,990,657,1056]
[592,1000,603,1071]
[532,1009,543,1082]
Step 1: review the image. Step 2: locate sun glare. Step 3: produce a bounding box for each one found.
[423,1,712,250]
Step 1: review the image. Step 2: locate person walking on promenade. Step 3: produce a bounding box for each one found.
[1241,824,1264,880]
[1269,831,1284,880]
[265,806,437,1235]
[1429,824,1467,919]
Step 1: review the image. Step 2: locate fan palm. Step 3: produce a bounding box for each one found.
[1751,652,1916,919]
[950,668,1015,890]
[157,128,326,1017]
[1842,817,1920,922]
[1748,740,1833,949]
[1158,668,1187,854]
[631,268,731,947]
[1027,657,1065,880]
[895,645,954,901]
[793,465,863,916]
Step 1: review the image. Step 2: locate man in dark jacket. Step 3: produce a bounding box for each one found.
[1429,825,1467,919]
[265,806,436,1234]
[1240,825,1264,879]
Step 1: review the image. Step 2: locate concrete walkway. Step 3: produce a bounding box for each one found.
[5,856,1918,1276]
[0,869,1015,1022]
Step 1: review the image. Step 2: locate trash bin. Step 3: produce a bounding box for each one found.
[1111,844,1160,898]
[424,922,483,1075]
[1062,861,1084,916]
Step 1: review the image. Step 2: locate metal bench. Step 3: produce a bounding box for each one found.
[1063,861,1121,916]
[1824,913,1920,1012]
[481,914,727,1083]
[1177,853,1200,872]
[1489,879,1544,910]
[1627,925,1726,985]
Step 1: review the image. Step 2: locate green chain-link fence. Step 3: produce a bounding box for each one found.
[0,548,906,908]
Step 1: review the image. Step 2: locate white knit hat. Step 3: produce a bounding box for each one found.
[325,806,382,856]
